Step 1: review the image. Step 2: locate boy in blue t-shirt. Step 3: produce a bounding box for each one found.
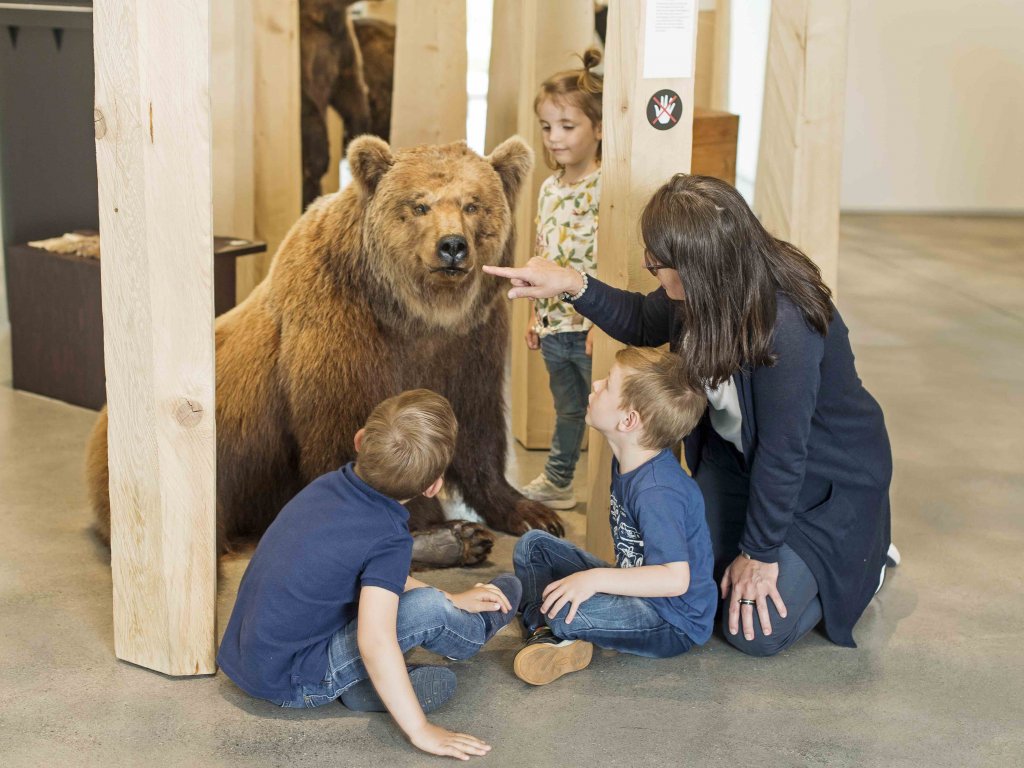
[218,390,520,760]
[512,347,715,685]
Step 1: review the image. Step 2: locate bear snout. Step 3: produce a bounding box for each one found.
[435,234,469,272]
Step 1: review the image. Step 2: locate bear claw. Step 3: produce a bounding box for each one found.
[411,521,495,570]
[506,499,566,538]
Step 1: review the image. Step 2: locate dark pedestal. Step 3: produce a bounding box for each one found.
[5,237,266,410]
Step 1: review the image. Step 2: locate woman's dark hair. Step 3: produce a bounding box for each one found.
[640,174,834,388]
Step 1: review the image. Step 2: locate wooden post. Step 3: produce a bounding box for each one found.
[389,0,467,149]
[94,0,217,675]
[238,0,303,300]
[323,107,344,193]
[586,0,699,561]
[212,0,256,253]
[754,0,850,293]
[709,0,731,111]
[506,0,594,450]
[483,0,522,154]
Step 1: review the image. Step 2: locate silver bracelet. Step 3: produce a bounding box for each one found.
[561,270,589,303]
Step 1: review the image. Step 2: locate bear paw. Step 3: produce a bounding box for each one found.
[411,521,495,569]
[506,499,566,538]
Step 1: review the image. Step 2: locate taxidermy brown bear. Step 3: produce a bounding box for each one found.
[84,136,565,568]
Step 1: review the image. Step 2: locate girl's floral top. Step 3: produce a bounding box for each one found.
[533,167,601,337]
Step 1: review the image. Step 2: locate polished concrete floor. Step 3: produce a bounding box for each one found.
[2,214,1022,767]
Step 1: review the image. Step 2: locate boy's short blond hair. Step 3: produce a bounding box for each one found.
[356,389,458,499]
[615,347,706,451]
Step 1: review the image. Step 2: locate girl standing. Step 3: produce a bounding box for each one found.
[520,48,603,511]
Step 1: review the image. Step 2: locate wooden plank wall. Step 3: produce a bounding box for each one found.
[586,0,699,561]
[94,0,217,675]
[390,0,467,148]
[754,0,850,293]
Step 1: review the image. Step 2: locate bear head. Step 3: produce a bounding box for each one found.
[347,135,532,330]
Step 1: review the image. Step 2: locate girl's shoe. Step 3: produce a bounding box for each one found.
[513,627,593,686]
[520,474,577,510]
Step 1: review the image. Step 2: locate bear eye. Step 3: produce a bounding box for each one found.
[464,203,478,214]
[412,203,430,216]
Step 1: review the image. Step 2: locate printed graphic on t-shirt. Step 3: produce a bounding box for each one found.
[610,492,644,568]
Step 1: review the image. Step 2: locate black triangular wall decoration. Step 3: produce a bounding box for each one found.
[7,26,19,48]
[53,28,64,51]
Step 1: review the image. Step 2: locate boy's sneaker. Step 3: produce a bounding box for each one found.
[520,474,577,510]
[513,627,593,686]
[481,573,524,640]
[340,664,456,713]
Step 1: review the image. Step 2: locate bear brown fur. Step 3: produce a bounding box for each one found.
[85,136,564,567]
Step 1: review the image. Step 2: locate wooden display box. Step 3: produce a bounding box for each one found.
[692,107,739,186]
[5,237,266,410]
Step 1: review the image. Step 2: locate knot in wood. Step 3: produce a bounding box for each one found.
[94,109,107,140]
[174,398,204,428]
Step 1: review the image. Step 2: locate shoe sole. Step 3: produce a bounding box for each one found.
[514,640,593,686]
[341,666,456,713]
[526,497,578,511]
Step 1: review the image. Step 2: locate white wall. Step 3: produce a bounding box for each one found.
[726,0,771,204]
[840,0,1024,212]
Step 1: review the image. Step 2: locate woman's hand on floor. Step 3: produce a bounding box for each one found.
[483,257,583,301]
[721,555,787,641]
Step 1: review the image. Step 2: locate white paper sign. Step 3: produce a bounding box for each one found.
[642,0,696,80]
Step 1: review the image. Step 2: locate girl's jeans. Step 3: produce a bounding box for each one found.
[540,331,592,487]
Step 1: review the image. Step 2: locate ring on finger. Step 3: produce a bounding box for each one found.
[737,598,757,606]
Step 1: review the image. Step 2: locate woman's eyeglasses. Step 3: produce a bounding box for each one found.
[642,249,670,277]
[642,262,670,277]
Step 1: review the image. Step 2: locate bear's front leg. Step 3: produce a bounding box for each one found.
[445,405,566,538]
[442,315,566,538]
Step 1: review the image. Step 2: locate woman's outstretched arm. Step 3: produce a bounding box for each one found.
[484,258,676,347]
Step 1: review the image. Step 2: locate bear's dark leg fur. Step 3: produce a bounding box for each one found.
[444,305,566,538]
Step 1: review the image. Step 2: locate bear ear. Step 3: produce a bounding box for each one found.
[487,136,534,206]
[348,135,394,195]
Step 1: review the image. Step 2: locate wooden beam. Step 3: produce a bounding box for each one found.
[323,106,343,194]
[586,0,699,562]
[506,0,594,450]
[238,0,303,300]
[212,0,256,257]
[709,0,731,111]
[484,0,522,155]
[389,0,466,148]
[754,0,850,293]
[94,0,217,675]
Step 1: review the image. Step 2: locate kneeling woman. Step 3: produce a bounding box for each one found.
[485,174,896,656]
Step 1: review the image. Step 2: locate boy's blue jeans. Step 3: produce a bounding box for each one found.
[539,332,592,487]
[513,530,693,659]
[280,587,499,708]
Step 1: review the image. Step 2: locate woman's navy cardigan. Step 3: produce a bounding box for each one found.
[573,277,893,646]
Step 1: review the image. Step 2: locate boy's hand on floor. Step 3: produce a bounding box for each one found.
[449,583,511,614]
[409,722,491,760]
[541,571,600,624]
